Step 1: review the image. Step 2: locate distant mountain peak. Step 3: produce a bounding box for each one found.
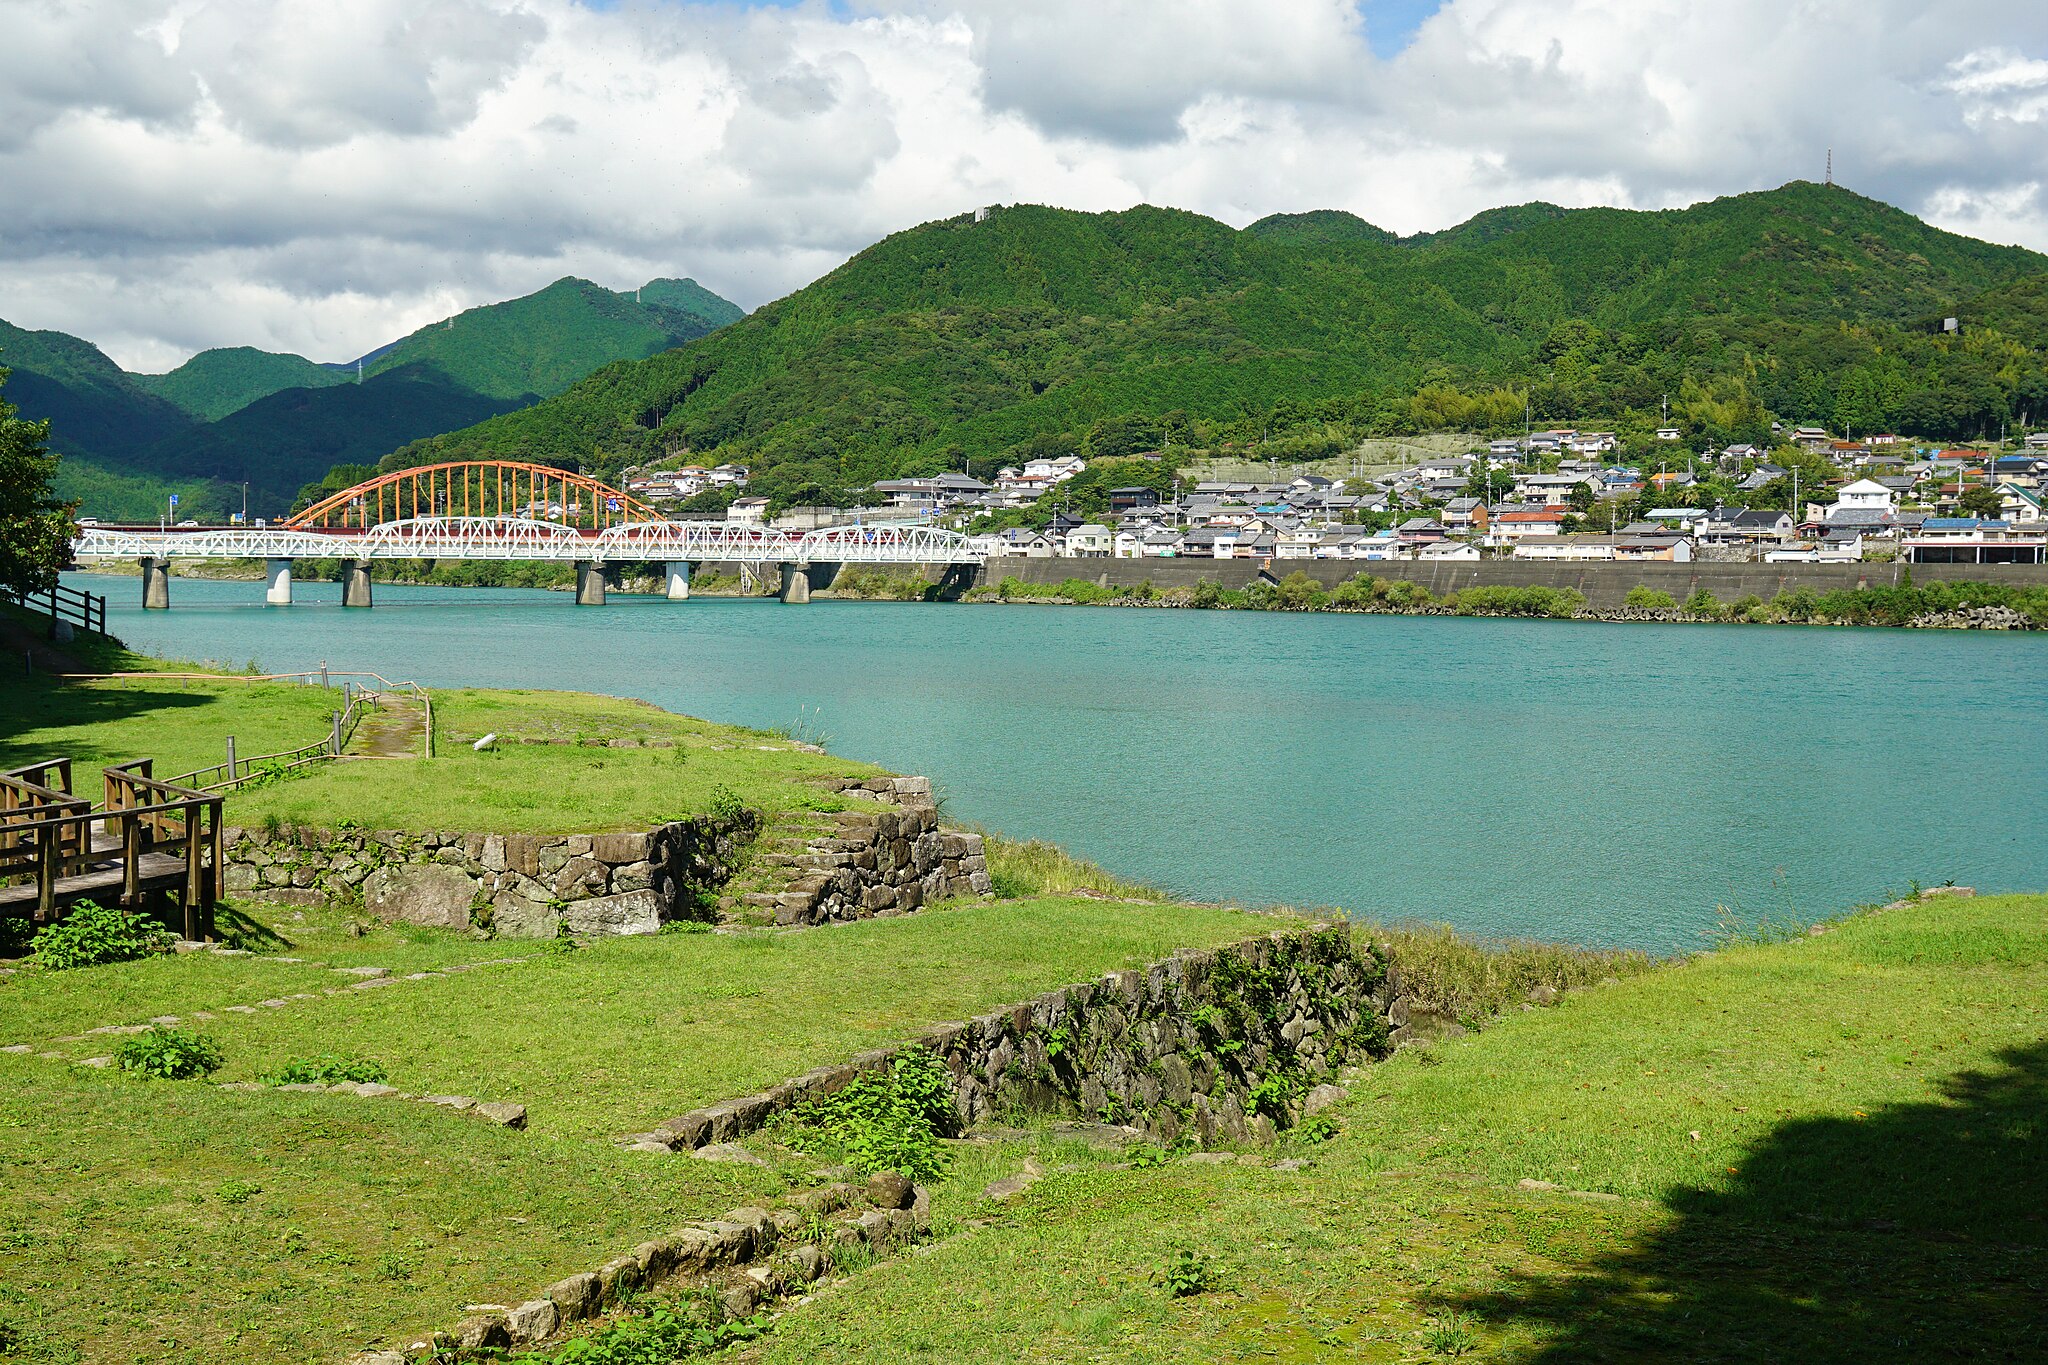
[1242,209,1397,245]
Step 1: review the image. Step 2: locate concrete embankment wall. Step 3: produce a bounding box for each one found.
[976,555,2048,610]
[629,922,1394,1153]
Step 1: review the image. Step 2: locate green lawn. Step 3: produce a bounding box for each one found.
[0,896,1275,1364]
[735,892,2048,1364]
[4,668,885,831]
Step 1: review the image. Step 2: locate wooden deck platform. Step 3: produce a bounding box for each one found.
[2,758,222,940]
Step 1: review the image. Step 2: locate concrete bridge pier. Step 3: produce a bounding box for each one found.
[664,560,692,601]
[140,557,170,610]
[342,559,374,608]
[778,561,812,604]
[575,560,607,606]
[264,558,294,606]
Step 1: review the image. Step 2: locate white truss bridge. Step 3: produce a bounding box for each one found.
[74,518,988,566]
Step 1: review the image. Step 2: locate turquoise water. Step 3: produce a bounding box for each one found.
[65,572,2048,952]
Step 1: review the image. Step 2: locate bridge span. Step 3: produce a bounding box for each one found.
[70,460,986,608]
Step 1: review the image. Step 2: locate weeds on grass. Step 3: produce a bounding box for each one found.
[1708,903,1816,947]
[262,1056,388,1086]
[1364,921,1654,1025]
[545,1296,766,1363]
[116,1027,223,1080]
[1293,1113,1341,1143]
[984,836,1165,902]
[1421,1310,1478,1356]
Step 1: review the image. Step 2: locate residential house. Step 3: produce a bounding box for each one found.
[1830,478,1896,515]
[726,496,770,526]
[1513,473,1589,504]
[1109,486,1160,514]
[1995,483,2047,524]
[1064,523,1114,556]
[1417,539,1480,562]
[1486,508,1568,544]
[993,527,1056,557]
[1441,497,1489,531]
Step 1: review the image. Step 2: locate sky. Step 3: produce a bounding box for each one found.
[2,0,2045,372]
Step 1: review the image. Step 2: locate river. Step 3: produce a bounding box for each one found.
[66,571,2048,953]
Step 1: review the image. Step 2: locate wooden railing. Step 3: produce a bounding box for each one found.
[168,682,380,791]
[4,581,107,636]
[99,760,223,939]
[1,760,96,897]
[0,759,222,938]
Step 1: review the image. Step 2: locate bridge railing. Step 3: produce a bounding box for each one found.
[74,518,988,566]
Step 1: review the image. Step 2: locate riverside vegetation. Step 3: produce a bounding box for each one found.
[967,569,2048,628]
[3,646,2042,1363]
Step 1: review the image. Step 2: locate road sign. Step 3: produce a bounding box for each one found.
[168,494,179,506]
[605,497,621,512]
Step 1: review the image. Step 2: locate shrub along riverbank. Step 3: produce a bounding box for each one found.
[966,570,2048,628]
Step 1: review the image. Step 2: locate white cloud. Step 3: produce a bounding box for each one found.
[0,0,2042,371]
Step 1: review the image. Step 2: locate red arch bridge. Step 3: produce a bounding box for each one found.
[71,461,987,608]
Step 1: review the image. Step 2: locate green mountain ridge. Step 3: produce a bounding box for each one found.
[373,182,2048,508]
[136,347,350,421]
[2,274,744,519]
[357,276,741,401]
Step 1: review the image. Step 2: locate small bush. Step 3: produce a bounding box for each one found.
[1683,588,1725,618]
[262,1055,388,1087]
[116,1027,224,1080]
[784,1048,959,1181]
[31,900,173,969]
[214,1180,262,1205]
[1624,586,1678,610]
[1159,1248,1215,1297]
[707,784,748,824]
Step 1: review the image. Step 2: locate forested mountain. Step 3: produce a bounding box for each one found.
[0,276,744,519]
[352,276,743,400]
[0,318,191,456]
[374,182,2048,510]
[136,347,349,421]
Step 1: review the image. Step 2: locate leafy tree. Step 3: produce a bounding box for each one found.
[1958,484,2005,518]
[0,365,75,598]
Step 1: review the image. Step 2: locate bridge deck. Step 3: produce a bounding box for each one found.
[0,851,191,917]
[72,516,987,566]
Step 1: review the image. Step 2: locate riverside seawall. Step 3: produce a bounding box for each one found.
[973,555,2048,610]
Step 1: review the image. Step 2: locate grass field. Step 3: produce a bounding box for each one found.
[3,660,884,832]
[0,895,1276,1364]
[731,891,2048,1364]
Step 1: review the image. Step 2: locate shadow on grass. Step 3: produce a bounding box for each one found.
[0,677,214,772]
[1462,1041,2048,1362]
[214,903,295,952]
